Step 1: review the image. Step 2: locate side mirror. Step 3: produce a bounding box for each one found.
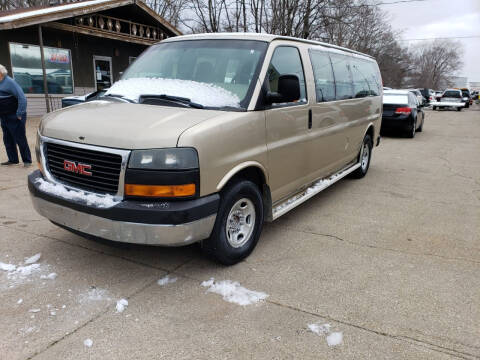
[266,74,300,104]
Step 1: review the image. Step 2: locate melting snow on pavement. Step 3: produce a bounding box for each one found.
[35,178,119,208]
[40,272,57,280]
[0,253,48,286]
[78,287,111,303]
[115,298,128,313]
[157,275,177,286]
[308,322,343,347]
[201,278,268,306]
[84,338,93,348]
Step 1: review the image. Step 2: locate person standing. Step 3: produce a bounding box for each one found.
[0,64,31,167]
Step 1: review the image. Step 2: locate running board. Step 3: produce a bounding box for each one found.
[272,162,361,220]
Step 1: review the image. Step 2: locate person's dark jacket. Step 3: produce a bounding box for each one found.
[0,95,18,116]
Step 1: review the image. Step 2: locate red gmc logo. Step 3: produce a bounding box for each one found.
[63,160,92,176]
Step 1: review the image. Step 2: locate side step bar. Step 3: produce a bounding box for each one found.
[272,162,361,220]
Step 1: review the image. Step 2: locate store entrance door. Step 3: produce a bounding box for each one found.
[93,56,113,90]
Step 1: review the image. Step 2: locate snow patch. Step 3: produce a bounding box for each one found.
[40,272,57,280]
[157,275,177,286]
[24,253,41,265]
[0,262,16,271]
[84,338,93,348]
[106,78,241,108]
[326,332,343,346]
[35,178,119,208]
[308,322,343,347]
[201,278,268,306]
[115,298,128,313]
[308,323,331,335]
[78,287,110,303]
[17,298,23,305]
[29,308,41,313]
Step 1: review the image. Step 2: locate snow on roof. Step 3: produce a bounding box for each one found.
[0,0,122,24]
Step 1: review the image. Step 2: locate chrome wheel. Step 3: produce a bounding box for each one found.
[361,143,370,171]
[225,198,256,248]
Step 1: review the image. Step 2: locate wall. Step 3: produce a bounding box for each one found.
[0,26,147,116]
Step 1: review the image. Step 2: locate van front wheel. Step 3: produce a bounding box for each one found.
[350,134,373,179]
[202,180,264,265]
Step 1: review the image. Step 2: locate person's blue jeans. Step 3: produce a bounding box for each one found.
[0,113,32,164]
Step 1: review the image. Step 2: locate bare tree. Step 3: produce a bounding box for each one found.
[408,39,464,89]
[145,0,188,28]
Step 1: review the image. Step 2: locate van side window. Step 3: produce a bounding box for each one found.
[330,54,353,100]
[309,50,336,102]
[351,58,381,97]
[367,61,382,96]
[267,46,307,103]
[351,59,372,98]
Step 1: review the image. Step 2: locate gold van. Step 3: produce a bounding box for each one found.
[29,33,382,265]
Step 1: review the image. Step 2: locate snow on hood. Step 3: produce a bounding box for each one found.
[106,78,240,108]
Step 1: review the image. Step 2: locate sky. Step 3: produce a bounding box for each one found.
[381,0,480,83]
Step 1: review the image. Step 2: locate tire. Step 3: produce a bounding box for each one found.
[350,134,373,179]
[432,106,437,110]
[417,117,423,132]
[457,107,462,112]
[202,180,264,265]
[407,117,416,138]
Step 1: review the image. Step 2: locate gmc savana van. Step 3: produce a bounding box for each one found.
[29,33,382,265]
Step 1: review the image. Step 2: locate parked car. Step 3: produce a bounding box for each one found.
[458,88,472,108]
[432,89,464,111]
[29,33,383,265]
[419,88,434,105]
[61,89,108,108]
[382,89,424,138]
[434,91,443,102]
[406,88,425,105]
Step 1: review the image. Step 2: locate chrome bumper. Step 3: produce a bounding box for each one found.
[31,195,216,246]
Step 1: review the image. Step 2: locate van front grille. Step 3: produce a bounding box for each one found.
[45,142,122,194]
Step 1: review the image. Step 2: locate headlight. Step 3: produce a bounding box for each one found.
[128,148,198,170]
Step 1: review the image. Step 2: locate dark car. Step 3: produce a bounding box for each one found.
[61,89,108,108]
[419,88,433,105]
[458,88,472,108]
[382,90,424,138]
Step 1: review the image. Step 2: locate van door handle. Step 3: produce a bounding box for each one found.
[308,109,312,129]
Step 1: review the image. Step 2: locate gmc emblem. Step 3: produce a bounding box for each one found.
[63,160,92,176]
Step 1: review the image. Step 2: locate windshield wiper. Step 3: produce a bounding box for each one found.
[139,94,204,109]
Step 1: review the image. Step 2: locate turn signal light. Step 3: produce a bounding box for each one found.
[124,184,196,197]
[395,107,412,115]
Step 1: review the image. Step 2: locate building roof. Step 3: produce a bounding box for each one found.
[163,32,374,59]
[0,0,181,35]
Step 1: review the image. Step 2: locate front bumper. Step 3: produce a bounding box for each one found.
[28,171,219,246]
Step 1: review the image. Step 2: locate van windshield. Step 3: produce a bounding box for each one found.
[108,40,268,110]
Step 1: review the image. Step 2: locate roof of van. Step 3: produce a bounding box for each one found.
[161,32,375,60]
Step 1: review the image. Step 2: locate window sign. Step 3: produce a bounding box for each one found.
[9,42,74,94]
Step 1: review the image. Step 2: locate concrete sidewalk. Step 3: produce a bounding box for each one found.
[0,107,479,359]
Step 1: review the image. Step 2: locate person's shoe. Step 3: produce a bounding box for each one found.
[24,162,32,168]
[1,161,19,166]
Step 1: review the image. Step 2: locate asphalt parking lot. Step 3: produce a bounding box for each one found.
[0,105,479,360]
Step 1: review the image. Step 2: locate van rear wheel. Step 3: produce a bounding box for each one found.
[202,180,263,265]
[350,134,373,179]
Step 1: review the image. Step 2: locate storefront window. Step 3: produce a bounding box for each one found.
[9,42,74,94]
